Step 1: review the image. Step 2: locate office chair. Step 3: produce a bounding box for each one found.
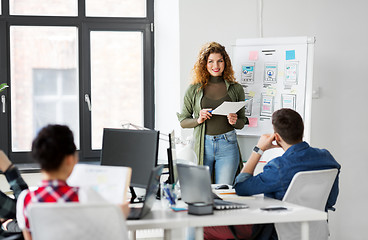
[275,168,338,240]
[28,203,129,240]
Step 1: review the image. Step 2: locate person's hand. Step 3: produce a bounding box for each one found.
[119,201,130,219]
[197,108,212,124]
[1,219,13,231]
[227,113,238,125]
[256,134,280,151]
[0,150,12,173]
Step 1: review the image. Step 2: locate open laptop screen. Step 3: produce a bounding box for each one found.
[176,164,213,204]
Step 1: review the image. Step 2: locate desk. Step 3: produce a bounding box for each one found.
[126,195,327,240]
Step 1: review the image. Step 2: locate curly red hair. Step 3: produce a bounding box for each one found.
[191,42,236,88]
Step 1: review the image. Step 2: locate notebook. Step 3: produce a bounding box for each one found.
[177,164,248,210]
[128,165,163,220]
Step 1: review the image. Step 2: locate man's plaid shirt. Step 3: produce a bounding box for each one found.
[19,180,79,230]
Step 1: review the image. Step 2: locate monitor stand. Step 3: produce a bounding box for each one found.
[129,186,137,203]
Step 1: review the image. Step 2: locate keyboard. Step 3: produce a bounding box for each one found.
[212,192,222,200]
[213,199,249,210]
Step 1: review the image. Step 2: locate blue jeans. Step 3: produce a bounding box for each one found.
[203,130,239,184]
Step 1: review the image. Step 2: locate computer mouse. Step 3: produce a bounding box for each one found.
[215,184,230,190]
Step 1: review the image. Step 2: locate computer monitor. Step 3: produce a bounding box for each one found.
[167,130,178,184]
[100,128,159,190]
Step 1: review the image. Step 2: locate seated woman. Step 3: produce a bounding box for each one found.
[0,150,28,238]
[16,124,129,240]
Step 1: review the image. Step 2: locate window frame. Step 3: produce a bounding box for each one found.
[0,0,155,165]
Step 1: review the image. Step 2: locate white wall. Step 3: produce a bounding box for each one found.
[157,0,368,239]
[260,1,368,238]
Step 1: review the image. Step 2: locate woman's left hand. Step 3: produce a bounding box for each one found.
[227,113,238,125]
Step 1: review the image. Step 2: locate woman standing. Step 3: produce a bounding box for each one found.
[177,42,248,184]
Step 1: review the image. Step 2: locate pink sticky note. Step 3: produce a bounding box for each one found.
[248,118,258,127]
[263,105,271,111]
[249,51,258,61]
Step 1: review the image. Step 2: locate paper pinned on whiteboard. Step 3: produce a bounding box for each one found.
[211,101,246,116]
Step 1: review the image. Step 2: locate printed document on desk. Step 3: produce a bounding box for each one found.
[67,164,131,204]
[211,101,246,116]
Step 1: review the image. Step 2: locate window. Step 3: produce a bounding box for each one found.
[9,0,78,16]
[0,1,154,164]
[33,68,79,149]
[90,31,143,150]
[10,26,79,152]
[86,0,146,17]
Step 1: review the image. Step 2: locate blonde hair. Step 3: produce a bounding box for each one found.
[191,42,236,88]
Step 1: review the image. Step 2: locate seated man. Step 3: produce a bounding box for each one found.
[0,150,28,237]
[204,108,341,240]
[16,124,130,240]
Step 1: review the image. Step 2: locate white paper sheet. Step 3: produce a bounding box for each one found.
[211,101,246,116]
[67,164,131,204]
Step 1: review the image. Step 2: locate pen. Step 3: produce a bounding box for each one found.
[164,187,175,205]
[208,110,213,113]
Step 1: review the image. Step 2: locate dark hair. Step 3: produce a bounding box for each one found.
[272,108,304,144]
[32,124,76,171]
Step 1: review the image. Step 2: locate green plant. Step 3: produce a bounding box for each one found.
[0,83,9,93]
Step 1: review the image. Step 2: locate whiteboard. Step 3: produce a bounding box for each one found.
[232,37,314,141]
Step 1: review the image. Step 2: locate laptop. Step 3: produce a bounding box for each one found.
[177,164,248,210]
[128,165,163,220]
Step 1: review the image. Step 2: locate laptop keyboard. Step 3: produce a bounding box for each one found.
[213,199,249,210]
[212,192,222,200]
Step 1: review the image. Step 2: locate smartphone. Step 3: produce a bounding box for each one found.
[260,206,288,211]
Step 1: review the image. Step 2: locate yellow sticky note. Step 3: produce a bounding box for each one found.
[278,70,285,78]
[266,87,277,96]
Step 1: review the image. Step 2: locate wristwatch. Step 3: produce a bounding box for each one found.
[253,146,264,156]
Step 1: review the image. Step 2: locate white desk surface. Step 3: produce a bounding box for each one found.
[126,194,327,231]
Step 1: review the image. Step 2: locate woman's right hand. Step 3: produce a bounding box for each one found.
[197,108,212,124]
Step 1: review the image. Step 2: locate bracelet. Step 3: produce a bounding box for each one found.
[4,163,14,173]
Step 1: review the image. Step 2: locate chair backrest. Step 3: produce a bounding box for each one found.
[275,169,338,240]
[28,203,129,240]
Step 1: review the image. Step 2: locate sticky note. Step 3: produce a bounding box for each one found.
[248,91,256,97]
[286,50,295,60]
[278,70,285,78]
[248,118,258,127]
[249,51,258,61]
[266,87,277,96]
